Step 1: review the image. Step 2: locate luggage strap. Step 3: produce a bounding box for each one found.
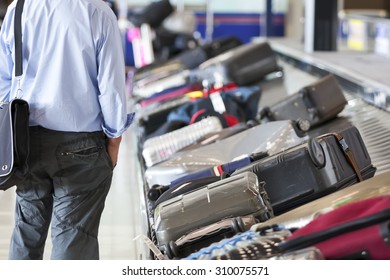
[326,132,363,182]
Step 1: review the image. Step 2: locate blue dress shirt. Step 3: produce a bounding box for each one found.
[0,0,134,138]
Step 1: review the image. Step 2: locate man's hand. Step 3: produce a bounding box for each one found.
[106,136,122,167]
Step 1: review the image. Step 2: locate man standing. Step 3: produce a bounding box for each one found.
[0,0,134,259]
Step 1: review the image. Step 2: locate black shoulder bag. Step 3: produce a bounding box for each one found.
[0,0,29,191]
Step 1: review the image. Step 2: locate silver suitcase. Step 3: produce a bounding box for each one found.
[142,116,223,167]
[153,172,273,254]
[145,120,308,186]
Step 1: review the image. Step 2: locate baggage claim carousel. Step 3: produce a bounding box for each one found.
[134,39,390,259]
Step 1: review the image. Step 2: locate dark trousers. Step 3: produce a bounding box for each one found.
[9,126,114,260]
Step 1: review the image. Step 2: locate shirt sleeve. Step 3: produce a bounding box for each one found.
[0,11,13,102]
[95,11,134,138]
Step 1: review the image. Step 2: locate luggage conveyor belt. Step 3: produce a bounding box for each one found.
[133,42,390,259]
[269,49,390,176]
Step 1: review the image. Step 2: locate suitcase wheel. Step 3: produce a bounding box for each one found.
[257,106,272,120]
[232,217,247,233]
[297,119,311,132]
[147,184,169,201]
[166,240,179,259]
[308,138,325,168]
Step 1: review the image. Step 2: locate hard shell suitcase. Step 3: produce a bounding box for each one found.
[176,121,255,153]
[233,126,376,215]
[132,41,280,98]
[153,172,273,254]
[166,215,258,259]
[149,151,269,205]
[260,75,347,128]
[133,36,243,84]
[142,116,223,167]
[145,120,308,187]
[195,41,280,86]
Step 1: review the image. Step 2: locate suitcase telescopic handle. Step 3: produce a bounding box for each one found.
[324,132,364,182]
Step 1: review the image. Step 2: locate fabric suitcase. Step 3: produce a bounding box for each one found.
[153,172,273,254]
[142,116,223,167]
[145,120,308,187]
[260,75,347,128]
[233,126,376,215]
[137,96,191,139]
[166,215,258,259]
[278,196,390,260]
[259,169,390,230]
[145,85,262,139]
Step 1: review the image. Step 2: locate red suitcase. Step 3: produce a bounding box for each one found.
[278,195,390,260]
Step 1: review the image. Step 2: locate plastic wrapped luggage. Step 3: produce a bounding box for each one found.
[153,172,273,254]
[259,75,347,128]
[145,120,308,187]
[166,215,258,259]
[149,151,269,205]
[142,116,223,167]
[233,126,376,215]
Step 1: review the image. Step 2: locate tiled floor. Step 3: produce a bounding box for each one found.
[0,125,148,260]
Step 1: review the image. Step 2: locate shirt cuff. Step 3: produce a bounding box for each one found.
[103,112,136,138]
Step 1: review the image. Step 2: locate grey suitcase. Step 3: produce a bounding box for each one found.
[145,120,308,187]
[233,126,376,215]
[153,172,273,254]
[260,75,347,128]
[166,215,258,259]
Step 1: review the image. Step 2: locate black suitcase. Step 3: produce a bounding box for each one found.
[129,0,174,28]
[133,36,243,84]
[196,41,281,86]
[259,75,347,128]
[178,35,243,69]
[233,126,376,215]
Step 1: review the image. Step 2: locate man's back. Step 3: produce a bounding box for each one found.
[0,0,129,136]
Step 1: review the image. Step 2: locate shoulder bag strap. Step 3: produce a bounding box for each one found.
[14,0,25,78]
